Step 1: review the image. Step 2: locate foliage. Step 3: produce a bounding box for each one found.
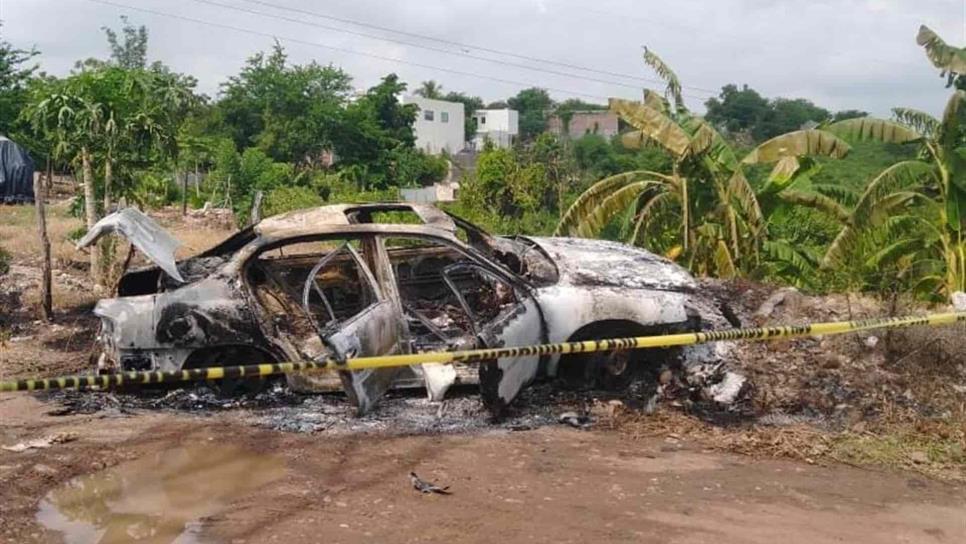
[558,50,852,279]
[917,25,966,88]
[335,74,419,188]
[449,140,559,235]
[217,43,352,165]
[261,185,324,218]
[705,83,867,142]
[442,90,484,140]
[508,87,554,142]
[0,23,39,140]
[413,80,443,99]
[103,16,148,70]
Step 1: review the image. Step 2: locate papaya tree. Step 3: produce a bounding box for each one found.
[556,48,852,278]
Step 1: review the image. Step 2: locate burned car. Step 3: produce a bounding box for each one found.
[80,203,731,415]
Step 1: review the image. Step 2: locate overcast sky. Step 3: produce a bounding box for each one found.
[1,0,963,116]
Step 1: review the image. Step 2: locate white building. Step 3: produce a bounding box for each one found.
[403,96,465,155]
[472,108,519,149]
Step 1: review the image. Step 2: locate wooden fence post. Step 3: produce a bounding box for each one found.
[34,166,53,321]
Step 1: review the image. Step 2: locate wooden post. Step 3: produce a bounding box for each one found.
[250,190,264,226]
[181,169,188,216]
[34,164,53,321]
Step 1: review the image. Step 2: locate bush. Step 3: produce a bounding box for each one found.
[261,185,324,218]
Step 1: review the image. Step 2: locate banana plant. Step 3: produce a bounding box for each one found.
[820,27,966,299]
[556,49,851,278]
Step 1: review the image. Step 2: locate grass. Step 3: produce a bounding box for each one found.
[612,406,966,481]
[0,201,85,270]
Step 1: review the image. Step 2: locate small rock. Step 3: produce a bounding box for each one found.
[909,450,929,464]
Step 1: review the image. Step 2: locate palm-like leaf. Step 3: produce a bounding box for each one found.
[892,107,940,138]
[555,170,667,236]
[824,117,921,144]
[777,190,850,223]
[609,98,691,157]
[742,129,851,164]
[643,47,684,111]
[917,25,966,86]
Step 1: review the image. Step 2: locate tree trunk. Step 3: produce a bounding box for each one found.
[34,164,53,321]
[103,157,112,213]
[181,169,188,215]
[81,147,100,286]
[45,157,53,199]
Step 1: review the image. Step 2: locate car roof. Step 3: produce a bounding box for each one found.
[254,202,457,240]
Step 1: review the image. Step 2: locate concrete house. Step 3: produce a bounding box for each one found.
[547,111,619,139]
[403,96,465,155]
[473,108,518,149]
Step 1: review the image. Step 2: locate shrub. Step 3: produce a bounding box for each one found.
[261,185,324,218]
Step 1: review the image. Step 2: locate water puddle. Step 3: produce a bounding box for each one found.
[37,441,286,543]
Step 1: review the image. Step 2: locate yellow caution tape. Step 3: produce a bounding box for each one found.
[2,311,964,393]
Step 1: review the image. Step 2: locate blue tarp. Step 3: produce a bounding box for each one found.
[0,136,35,204]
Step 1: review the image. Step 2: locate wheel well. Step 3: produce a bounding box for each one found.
[557,320,682,389]
[183,345,279,369]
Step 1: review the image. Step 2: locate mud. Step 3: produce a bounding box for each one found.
[2,394,964,544]
[36,443,285,543]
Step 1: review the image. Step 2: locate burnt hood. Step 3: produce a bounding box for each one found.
[77,208,185,283]
[524,236,695,292]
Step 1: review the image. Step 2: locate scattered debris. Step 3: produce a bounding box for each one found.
[2,432,77,453]
[558,411,594,429]
[410,472,451,495]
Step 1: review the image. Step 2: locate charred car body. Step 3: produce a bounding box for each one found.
[81,203,733,415]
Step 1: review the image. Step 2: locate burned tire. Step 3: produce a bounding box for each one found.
[557,321,672,391]
[183,346,276,397]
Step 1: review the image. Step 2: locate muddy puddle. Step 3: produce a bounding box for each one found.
[36,441,285,543]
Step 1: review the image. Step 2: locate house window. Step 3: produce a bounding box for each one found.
[441,111,449,123]
[424,110,434,121]
[479,116,486,124]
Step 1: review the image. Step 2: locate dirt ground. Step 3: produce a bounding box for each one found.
[2,199,966,542]
[1,394,964,544]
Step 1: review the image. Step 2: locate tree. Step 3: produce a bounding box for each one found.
[821,107,966,298]
[334,74,419,188]
[917,25,966,88]
[833,109,868,122]
[442,90,484,141]
[705,85,832,141]
[0,24,39,138]
[508,87,554,142]
[103,16,148,69]
[218,43,352,165]
[413,80,443,99]
[703,84,768,137]
[816,27,966,299]
[557,49,852,278]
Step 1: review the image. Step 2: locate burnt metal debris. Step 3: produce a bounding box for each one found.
[78,203,738,416]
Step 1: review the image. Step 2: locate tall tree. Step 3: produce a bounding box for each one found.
[508,87,554,142]
[103,16,148,69]
[414,80,443,99]
[217,43,352,165]
[0,23,39,138]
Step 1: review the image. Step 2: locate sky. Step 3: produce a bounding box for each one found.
[0,0,963,117]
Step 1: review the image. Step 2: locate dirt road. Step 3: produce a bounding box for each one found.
[2,394,964,544]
